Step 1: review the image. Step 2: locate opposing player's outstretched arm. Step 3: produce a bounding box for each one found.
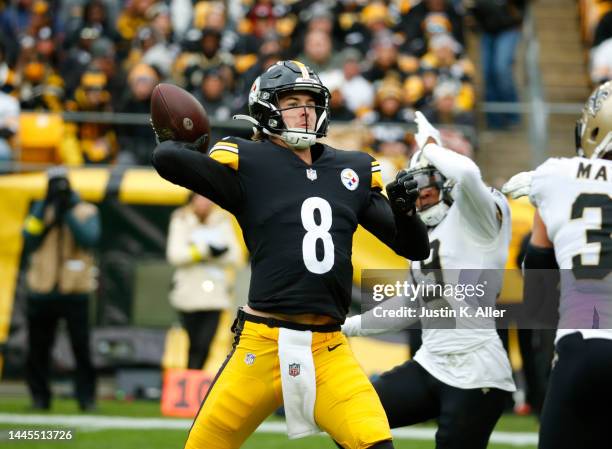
[423,143,501,241]
[359,190,430,260]
[342,294,420,337]
[152,140,244,214]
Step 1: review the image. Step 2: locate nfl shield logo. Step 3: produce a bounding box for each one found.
[288,363,301,377]
[306,168,317,181]
[245,353,256,365]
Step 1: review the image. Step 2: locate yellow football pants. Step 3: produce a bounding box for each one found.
[185,318,392,449]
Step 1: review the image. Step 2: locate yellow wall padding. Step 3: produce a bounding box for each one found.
[348,336,410,376]
[499,197,535,304]
[119,168,190,205]
[351,225,409,285]
[0,186,32,354]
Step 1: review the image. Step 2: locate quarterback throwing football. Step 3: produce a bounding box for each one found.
[152,61,430,449]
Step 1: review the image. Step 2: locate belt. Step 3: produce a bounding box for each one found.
[233,308,341,333]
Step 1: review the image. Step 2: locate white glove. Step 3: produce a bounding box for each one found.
[501,171,534,199]
[341,315,363,337]
[414,111,442,149]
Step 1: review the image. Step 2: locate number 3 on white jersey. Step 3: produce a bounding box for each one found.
[301,197,334,274]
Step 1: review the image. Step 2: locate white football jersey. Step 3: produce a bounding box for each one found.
[411,188,515,391]
[529,157,612,342]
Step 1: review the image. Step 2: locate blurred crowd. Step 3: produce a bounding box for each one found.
[0,0,481,169]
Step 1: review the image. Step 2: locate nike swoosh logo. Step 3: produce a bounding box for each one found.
[327,344,342,352]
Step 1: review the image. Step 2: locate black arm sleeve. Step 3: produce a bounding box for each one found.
[359,190,430,261]
[523,243,558,269]
[151,141,244,214]
[522,244,560,327]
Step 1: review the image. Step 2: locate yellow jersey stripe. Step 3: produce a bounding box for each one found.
[371,171,384,190]
[24,215,44,235]
[210,149,239,170]
[189,243,203,262]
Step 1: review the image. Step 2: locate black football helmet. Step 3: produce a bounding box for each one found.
[235,60,330,149]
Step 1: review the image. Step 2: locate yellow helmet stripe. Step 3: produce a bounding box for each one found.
[291,60,310,80]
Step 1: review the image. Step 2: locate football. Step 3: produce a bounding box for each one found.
[150,83,210,152]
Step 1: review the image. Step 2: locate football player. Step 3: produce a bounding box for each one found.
[152,60,430,449]
[342,112,515,449]
[502,81,612,449]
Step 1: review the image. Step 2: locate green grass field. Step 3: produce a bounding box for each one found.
[0,396,539,449]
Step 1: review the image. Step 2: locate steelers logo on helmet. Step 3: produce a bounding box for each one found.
[242,60,331,150]
[407,151,454,227]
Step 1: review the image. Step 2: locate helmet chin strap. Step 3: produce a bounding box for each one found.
[233,114,318,150]
[280,129,316,149]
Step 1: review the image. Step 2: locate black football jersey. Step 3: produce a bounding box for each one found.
[209,137,381,320]
[152,137,429,321]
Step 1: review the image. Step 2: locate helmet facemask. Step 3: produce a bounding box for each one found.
[406,150,454,227]
[268,86,330,149]
[409,166,453,227]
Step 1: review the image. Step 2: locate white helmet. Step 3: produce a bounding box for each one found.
[407,151,454,227]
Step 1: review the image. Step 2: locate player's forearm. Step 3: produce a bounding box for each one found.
[360,192,430,260]
[152,141,243,213]
[393,213,430,260]
[343,295,420,337]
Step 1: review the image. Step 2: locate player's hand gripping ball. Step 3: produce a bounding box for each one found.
[150,83,210,152]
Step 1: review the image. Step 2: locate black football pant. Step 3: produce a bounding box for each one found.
[374,360,508,449]
[179,310,221,369]
[26,294,96,409]
[539,332,612,449]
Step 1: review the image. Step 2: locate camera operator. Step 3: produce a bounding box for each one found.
[22,166,100,411]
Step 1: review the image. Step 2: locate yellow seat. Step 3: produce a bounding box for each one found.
[17,112,64,163]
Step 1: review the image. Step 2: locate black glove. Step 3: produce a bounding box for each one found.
[150,118,208,152]
[209,244,229,258]
[386,170,419,216]
[183,133,209,152]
